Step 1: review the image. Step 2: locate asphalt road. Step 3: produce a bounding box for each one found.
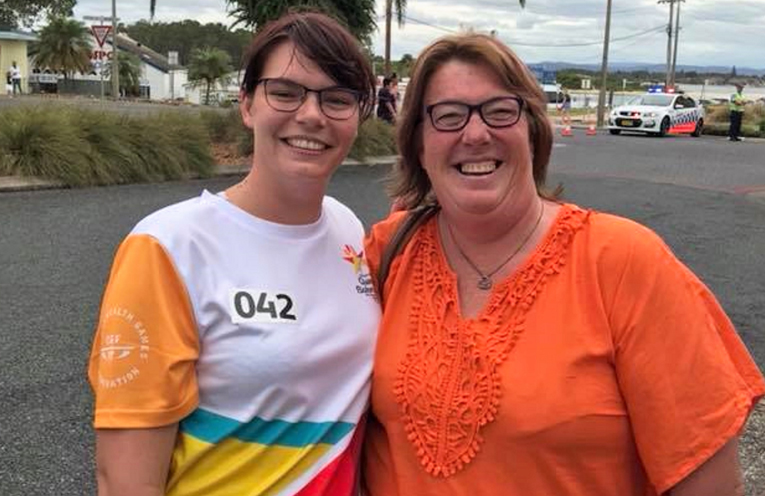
[0,133,763,495]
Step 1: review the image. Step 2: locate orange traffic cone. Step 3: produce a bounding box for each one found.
[586,123,597,136]
[561,125,573,137]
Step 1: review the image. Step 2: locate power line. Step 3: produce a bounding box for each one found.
[551,27,668,66]
[399,15,666,48]
[501,25,666,48]
[400,14,459,34]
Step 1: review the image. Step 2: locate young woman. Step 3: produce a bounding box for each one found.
[88,12,379,496]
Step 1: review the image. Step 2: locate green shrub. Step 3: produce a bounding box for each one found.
[705,105,729,124]
[706,103,765,128]
[702,122,762,138]
[0,105,214,186]
[63,108,145,184]
[200,108,247,143]
[0,106,92,185]
[349,118,397,161]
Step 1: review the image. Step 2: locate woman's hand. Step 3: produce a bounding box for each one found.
[96,424,178,496]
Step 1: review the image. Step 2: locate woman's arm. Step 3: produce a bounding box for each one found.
[669,437,744,496]
[95,424,178,496]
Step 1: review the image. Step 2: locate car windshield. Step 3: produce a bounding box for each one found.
[630,94,675,107]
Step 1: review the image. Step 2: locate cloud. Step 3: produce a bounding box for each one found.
[71,0,765,68]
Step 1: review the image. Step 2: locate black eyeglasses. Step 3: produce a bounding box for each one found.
[255,78,362,121]
[425,96,524,132]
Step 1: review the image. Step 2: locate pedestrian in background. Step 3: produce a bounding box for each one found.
[5,71,13,96]
[9,61,22,95]
[558,89,572,128]
[728,82,746,142]
[390,72,400,110]
[377,76,396,124]
[88,11,380,496]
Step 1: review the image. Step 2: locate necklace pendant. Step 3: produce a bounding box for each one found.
[477,276,493,291]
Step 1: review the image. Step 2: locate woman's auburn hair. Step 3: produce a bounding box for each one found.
[392,33,556,208]
[239,10,376,121]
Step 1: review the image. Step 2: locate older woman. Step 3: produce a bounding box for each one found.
[362,33,764,496]
[89,12,379,496]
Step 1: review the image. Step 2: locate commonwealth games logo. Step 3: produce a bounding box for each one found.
[342,245,374,297]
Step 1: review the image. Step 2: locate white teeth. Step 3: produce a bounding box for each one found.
[286,138,327,151]
[460,161,497,174]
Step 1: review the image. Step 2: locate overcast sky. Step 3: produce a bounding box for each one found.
[72,0,765,69]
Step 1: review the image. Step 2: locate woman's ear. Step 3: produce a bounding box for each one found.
[239,90,254,129]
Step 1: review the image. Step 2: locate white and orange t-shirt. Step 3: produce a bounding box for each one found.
[88,190,380,496]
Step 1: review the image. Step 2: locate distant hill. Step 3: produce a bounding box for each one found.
[531,61,765,76]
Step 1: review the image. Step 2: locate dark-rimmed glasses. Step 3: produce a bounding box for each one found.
[425,96,524,132]
[256,78,362,121]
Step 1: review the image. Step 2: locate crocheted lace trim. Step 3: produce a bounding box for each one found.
[393,204,589,477]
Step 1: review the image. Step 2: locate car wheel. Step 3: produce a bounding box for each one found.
[609,129,621,135]
[658,117,670,137]
[691,119,703,137]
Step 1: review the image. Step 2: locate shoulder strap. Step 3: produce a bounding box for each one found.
[376,205,439,305]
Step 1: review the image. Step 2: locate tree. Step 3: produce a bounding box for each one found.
[225,0,376,45]
[383,0,527,74]
[148,1,376,45]
[0,0,74,29]
[30,17,92,80]
[105,53,143,97]
[124,20,252,67]
[188,47,233,105]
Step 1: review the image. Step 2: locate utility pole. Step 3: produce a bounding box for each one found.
[658,0,675,88]
[111,0,119,99]
[596,0,613,128]
[670,0,683,87]
[384,0,392,75]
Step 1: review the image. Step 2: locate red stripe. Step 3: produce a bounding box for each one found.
[293,416,366,496]
[669,123,696,134]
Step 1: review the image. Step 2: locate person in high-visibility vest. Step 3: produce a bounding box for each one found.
[728,83,746,142]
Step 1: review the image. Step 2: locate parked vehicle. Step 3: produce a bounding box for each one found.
[608,92,705,137]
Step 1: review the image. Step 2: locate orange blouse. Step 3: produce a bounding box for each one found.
[362,203,764,496]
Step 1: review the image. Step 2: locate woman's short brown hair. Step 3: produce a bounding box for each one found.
[392,33,555,207]
[240,11,376,121]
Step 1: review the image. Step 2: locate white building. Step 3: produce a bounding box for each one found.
[28,27,187,101]
[100,33,188,100]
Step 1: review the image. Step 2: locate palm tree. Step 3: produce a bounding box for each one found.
[188,47,233,105]
[151,1,376,44]
[104,53,143,97]
[225,0,375,43]
[30,16,92,79]
[383,0,527,75]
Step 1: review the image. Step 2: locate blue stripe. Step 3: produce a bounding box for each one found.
[179,408,355,447]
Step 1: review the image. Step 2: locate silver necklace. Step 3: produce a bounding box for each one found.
[445,201,545,291]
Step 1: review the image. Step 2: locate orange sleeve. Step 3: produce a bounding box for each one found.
[88,234,200,429]
[605,221,765,493]
[364,211,408,297]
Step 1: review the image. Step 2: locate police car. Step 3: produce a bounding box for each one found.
[608,92,704,137]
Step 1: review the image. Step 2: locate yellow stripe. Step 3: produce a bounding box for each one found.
[167,431,332,496]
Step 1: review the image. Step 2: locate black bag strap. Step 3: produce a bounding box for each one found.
[376,204,439,305]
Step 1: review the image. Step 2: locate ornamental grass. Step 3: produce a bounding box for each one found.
[0,105,214,186]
